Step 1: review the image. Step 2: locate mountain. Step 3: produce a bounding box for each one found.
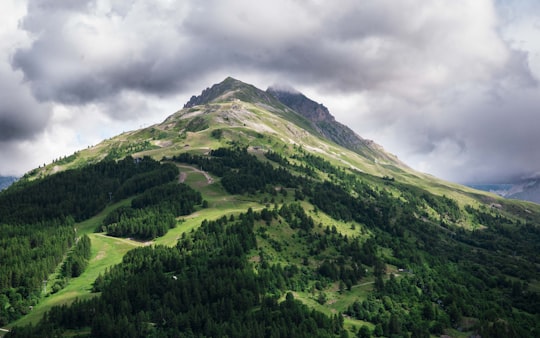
[25,77,413,182]
[470,179,540,204]
[0,176,17,191]
[3,77,540,337]
[183,77,404,167]
[507,179,540,203]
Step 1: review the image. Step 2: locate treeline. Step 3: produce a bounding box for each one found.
[101,183,203,240]
[0,156,179,324]
[8,209,346,337]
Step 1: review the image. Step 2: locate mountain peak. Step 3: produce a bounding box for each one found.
[184,77,277,108]
[180,77,405,167]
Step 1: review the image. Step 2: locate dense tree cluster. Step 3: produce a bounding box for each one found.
[3,146,540,336]
[1,156,176,224]
[0,220,75,325]
[102,207,175,240]
[9,210,346,337]
[0,156,179,324]
[61,235,92,278]
[102,182,203,240]
[173,147,299,194]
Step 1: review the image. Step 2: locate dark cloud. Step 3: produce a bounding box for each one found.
[18,0,480,104]
[0,62,51,142]
[3,0,540,183]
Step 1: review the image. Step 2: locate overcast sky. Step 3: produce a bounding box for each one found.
[1,0,539,184]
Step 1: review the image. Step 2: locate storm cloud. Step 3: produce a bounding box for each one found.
[1,0,540,183]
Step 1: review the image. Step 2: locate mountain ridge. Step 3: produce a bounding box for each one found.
[472,179,540,204]
[267,86,406,166]
[184,77,405,168]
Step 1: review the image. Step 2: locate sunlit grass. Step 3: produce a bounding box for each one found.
[9,233,142,328]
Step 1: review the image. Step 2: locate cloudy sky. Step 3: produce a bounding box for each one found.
[1,0,539,184]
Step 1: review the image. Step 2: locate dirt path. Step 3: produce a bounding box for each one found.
[351,281,375,289]
[176,164,213,184]
[94,233,149,247]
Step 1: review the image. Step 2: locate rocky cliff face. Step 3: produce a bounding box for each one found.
[267,87,334,122]
[184,77,279,108]
[267,87,405,166]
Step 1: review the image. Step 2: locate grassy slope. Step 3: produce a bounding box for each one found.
[27,100,523,213]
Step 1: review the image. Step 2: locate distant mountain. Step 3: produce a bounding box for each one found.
[467,184,513,196]
[507,179,540,203]
[0,176,17,190]
[471,180,540,204]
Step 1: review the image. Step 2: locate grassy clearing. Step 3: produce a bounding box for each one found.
[152,165,264,247]
[302,201,370,240]
[9,233,142,329]
[291,286,375,335]
[7,197,141,329]
[76,198,134,234]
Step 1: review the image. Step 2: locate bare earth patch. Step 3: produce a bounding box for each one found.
[179,172,187,183]
[93,251,106,261]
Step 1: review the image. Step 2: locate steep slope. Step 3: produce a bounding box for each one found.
[5,77,540,337]
[267,86,403,167]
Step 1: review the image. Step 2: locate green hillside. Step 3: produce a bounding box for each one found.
[2,78,539,337]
